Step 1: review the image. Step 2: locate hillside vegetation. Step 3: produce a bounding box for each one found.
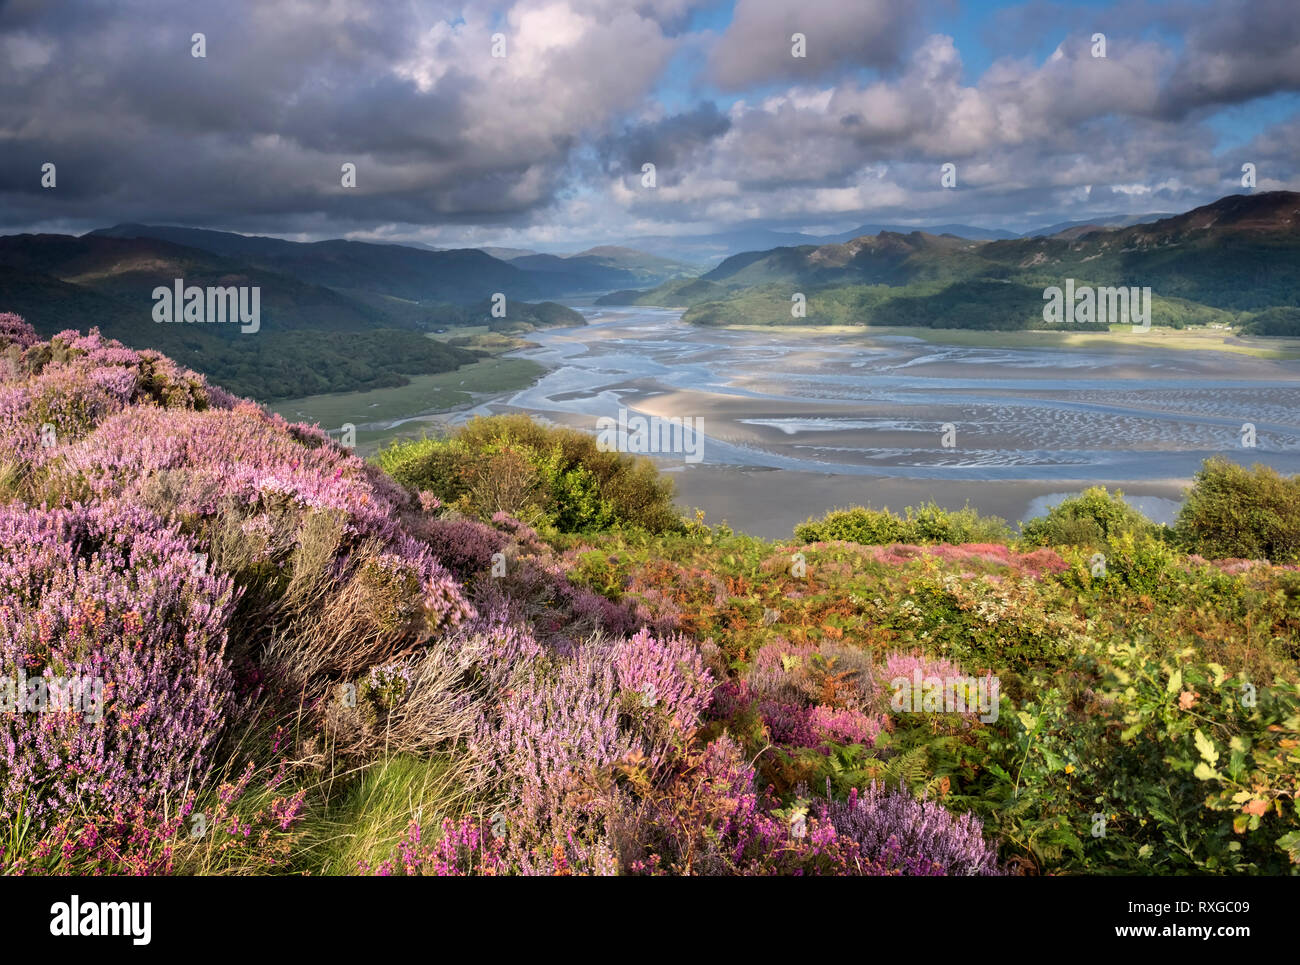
[1,312,1297,876]
[602,192,1300,334]
[0,232,583,400]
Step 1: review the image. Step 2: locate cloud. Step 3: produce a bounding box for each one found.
[0,0,1297,245]
[707,0,921,89]
[1157,0,1300,117]
[0,0,683,232]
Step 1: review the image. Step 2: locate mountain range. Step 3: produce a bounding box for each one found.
[2,192,1296,399]
[0,225,700,399]
[607,212,1176,262]
[598,192,1300,333]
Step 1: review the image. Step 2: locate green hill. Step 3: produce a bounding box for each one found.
[602,192,1300,331]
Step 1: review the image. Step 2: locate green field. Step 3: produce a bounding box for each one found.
[269,356,545,441]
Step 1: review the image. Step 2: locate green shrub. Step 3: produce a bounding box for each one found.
[971,642,1300,874]
[1175,458,1300,563]
[794,501,1010,545]
[1056,530,1182,599]
[1080,643,1300,873]
[1020,486,1157,547]
[376,414,681,534]
[375,438,468,504]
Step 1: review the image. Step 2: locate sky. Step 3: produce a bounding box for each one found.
[1,0,1298,253]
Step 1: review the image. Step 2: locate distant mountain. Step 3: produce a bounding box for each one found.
[618,228,819,263]
[0,233,385,331]
[8,192,1296,394]
[619,222,1015,263]
[0,231,577,400]
[700,231,979,288]
[91,223,545,304]
[505,245,698,291]
[0,255,479,402]
[825,223,1018,242]
[975,192,1300,311]
[1022,212,1173,239]
[568,245,700,275]
[595,277,730,307]
[506,252,633,292]
[480,246,539,261]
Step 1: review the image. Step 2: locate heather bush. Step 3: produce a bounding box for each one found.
[613,628,716,737]
[384,731,849,876]
[23,372,476,688]
[467,544,644,651]
[479,635,635,802]
[444,627,867,875]
[413,515,508,581]
[744,640,831,706]
[820,783,1004,875]
[361,815,517,876]
[615,735,847,875]
[0,760,306,876]
[0,502,237,829]
[0,324,223,471]
[0,312,39,350]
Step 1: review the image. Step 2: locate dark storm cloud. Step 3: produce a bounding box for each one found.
[598,103,731,183]
[0,0,681,234]
[1157,0,1300,117]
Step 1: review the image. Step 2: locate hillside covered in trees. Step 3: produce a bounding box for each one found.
[601,192,1300,333]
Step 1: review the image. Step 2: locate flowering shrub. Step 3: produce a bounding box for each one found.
[0,502,237,828]
[482,636,635,805]
[808,704,885,746]
[361,815,514,876]
[414,516,507,580]
[468,547,640,652]
[3,326,476,695]
[0,760,306,875]
[0,312,38,349]
[613,629,715,735]
[368,736,849,877]
[821,783,1005,876]
[1,322,226,465]
[618,735,846,875]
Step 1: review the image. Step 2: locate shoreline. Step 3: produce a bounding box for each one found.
[715,323,1300,359]
[661,463,1190,540]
